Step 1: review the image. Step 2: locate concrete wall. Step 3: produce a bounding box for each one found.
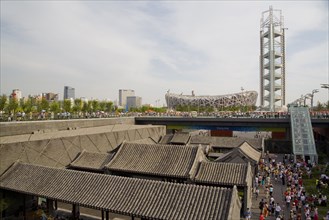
[0,124,166,175]
[0,117,135,137]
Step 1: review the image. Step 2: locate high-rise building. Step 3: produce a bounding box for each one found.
[11,89,22,100]
[42,93,59,101]
[119,89,135,108]
[64,86,75,100]
[127,96,142,110]
[260,6,286,112]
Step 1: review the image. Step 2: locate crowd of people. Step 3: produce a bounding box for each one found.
[250,154,329,220]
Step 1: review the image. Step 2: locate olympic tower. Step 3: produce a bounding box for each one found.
[260,6,286,111]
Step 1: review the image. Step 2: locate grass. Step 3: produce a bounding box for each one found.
[302,165,329,219]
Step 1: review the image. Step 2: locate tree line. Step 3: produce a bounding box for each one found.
[0,94,116,120]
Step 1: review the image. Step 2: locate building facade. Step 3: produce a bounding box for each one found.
[42,93,59,101]
[165,91,258,110]
[260,6,286,111]
[64,86,75,100]
[11,89,22,100]
[126,96,142,110]
[119,89,135,108]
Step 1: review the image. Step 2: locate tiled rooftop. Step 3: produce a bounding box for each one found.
[106,143,198,178]
[68,150,114,172]
[195,161,249,186]
[0,162,240,220]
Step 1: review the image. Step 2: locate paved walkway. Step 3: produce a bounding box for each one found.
[249,155,291,220]
[250,177,289,219]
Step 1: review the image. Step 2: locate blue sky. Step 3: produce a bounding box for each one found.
[1,1,328,107]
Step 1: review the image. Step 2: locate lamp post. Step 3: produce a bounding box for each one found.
[321,84,329,95]
[166,90,170,112]
[303,94,312,106]
[310,89,319,110]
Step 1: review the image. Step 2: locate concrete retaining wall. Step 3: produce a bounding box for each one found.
[0,124,166,175]
[0,117,135,137]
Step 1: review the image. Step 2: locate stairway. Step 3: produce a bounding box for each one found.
[289,106,317,163]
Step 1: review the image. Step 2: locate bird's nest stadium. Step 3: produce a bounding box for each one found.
[165,91,258,109]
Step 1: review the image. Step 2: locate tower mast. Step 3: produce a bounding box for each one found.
[260,6,286,111]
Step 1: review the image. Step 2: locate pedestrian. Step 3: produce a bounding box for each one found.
[275,203,281,218]
[269,185,274,196]
[244,208,251,220]
[259,199,264,213]
[255,188,259,200]
[314,207,318,220]
[259,213,265,220]
[325,211,329,220]
[263,202,269,218]
[286,193,291,209]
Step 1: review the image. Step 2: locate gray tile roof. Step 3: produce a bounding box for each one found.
[159,134,174,144]
[68,150,114,172]
[106,143,198,178]
[170,132,190,145]
[0,162,240,220]
[195,162,249,187]
[238,142,262,163]
[126,137,157,144]
[215,142,261,164]
[190,136,262,149]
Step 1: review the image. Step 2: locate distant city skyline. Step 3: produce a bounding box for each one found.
[1,1,328,106]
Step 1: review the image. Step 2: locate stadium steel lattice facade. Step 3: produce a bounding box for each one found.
[165,91,258,110]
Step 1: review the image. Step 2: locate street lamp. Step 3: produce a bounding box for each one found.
[321,84,329,108]
[321,84,329,89]
[310,89,319,110]
[303,94,312,106]
[166,90,170,112]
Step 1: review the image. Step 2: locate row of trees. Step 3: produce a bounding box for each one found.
[1,93,328,120]
[0,94,115,119]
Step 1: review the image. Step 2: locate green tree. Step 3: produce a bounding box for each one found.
[82,101,92,114]
[0,94,7,112]
[63,99,72,113]
[50,101,60,114]
[105,101,113,113]
[20,98,33,113]
[99,101,106,112]
[7,97,19,116]
[73,98,82,113]
[39,98,49,112]
[315,101,324,111]
[91,100,99,112]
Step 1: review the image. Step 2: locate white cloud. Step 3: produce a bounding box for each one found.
[1,1,328,106]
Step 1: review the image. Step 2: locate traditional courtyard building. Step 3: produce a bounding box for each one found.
[67,150,115,173]
[194,161,253,214]
[0,162,242,220]
[105,142,204,183]
[216,141,262,175]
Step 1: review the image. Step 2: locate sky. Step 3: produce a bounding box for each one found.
[1,1,328,107]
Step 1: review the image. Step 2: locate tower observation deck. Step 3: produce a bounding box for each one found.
[260,6,286,112]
